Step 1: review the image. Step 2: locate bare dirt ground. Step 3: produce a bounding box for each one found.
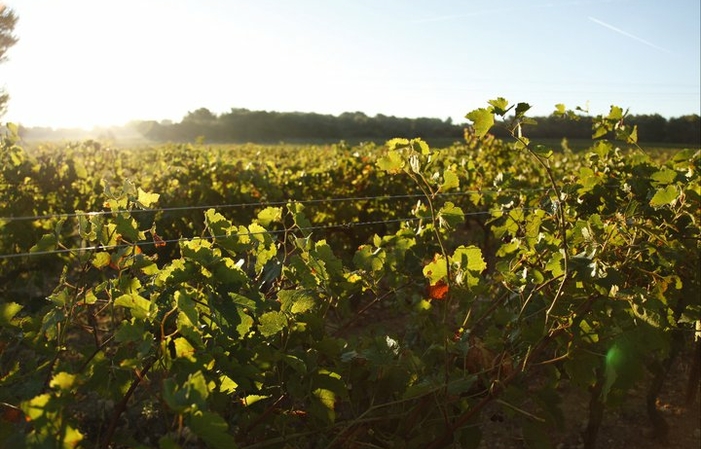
[478,350,701,449]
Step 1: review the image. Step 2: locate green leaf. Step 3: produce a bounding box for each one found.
[92,252,111,269]
[22,394,50,423]
[257,206,282,227]
[465,108,495,138]
[310,370,348,423]
[545,252,564,277]
[114,293,152,319]
[218,375,239,394]
[213,258,248,286]
[311,388,337,423]
[386,137,410,151]
[189,411,238,449]
[607,105,624,121]
[115,214,142,242]
[451,246,487,273]
[451,245,486,287]
[6,122,19,136]
[49,372,77,391]
[353,245,386,273]
[282,354,307,374]
[410,138,431,155]
[163,371,209,413]
[440,169,460,191]
[423,254,448,284]
[258,311,287,337]
[205,209,233,237]
[377,150,405,174]
[592,123,609,139]
[137,188,160,208]
[114,319,147,343]
[0,302,22,326]
[649,185,678,207]
[175,290,199,327]
[181,238,216,264]
[650,168,677,185]
[289,203,313,235]
[279,289,316,315]
[437,202,464,228]
[515,102,532,118]
[242,395,269,406]
[531,145,552,158]
[72,159,88,179]
[235,307,254,338]
[62,426,85,448]
[29,233,57,253]
[488,97,511,116]
[172,337,197,360]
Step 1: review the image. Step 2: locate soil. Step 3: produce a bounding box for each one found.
[477,348,701,449]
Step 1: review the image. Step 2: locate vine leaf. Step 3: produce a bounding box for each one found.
[437,202,464,228]
[423,254,448,285]
[257,206,282,227]
[136,188,160,208]
[0,302,22,326]
[279,289,316,315]
[428,280,449,300]
[487,97,511,116]
[649,185,678,207]
[377,150,405,173]
[29,233,57,253]
[441,169,460,191]
[189,410,238,449]
[258,311,287,337]
[515,102,532,119]
[114,293,151,319]
[466,108,495,138]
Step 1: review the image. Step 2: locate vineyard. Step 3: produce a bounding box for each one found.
[0,100,699,448]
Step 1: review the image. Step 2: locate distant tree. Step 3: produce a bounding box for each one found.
[0,5,18,117]
[666,114,701,144]
[628,114,667,142]
[182,107,217,124]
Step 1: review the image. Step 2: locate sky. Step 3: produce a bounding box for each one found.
[1,0,700,129]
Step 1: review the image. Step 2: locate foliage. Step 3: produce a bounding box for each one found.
[0,99,699,448]
[0,4,18,116]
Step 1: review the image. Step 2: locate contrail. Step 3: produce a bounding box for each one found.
[588,16,671,53]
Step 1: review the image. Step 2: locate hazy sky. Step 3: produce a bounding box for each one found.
[2,0,700,129]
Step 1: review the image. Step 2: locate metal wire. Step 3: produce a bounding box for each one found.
[0,206,543,260]
[0,188,549,223]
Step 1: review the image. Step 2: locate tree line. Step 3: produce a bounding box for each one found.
[14,107,701,145]
[132,108,463,143]
[131,107,699,144]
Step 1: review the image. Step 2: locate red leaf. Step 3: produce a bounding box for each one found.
[1,403,27,423]
[428,280,449,300]
[152,232,166,248]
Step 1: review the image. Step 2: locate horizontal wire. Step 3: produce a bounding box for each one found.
[0,206,543,260]
[0,188,550,223]
[1,216,421,260]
